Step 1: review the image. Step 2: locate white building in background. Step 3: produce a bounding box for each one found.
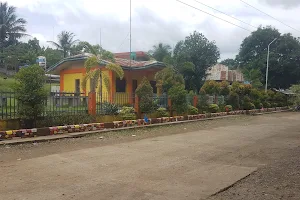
[206,64,244,83]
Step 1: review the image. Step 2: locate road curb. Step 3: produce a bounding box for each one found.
[0,110,290,146]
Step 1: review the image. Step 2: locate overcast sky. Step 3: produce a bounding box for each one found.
[7,0,300,60]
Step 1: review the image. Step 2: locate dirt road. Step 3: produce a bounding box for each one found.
[1,113,300,200]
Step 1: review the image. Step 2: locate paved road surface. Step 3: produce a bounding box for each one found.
[1,112,299,200]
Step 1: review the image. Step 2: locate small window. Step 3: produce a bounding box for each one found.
[150,80,157,93]
[116,78,126,92]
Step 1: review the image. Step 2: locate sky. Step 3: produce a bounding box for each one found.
[7,0,300,60]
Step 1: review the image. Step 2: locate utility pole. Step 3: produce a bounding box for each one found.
[130,0,132,67]
[265,38,277,92]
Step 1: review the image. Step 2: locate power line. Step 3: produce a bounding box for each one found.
[117,32,130,51]
[193,0,257,29]
[240,0,300,33]
[175,0,252,32]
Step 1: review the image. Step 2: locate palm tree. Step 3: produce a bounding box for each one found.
[0,2,27,56]
[81,42,124,96]
[47,31,79,58]
[149,43,172,62]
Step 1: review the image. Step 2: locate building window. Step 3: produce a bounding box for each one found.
[150,80,157,93]
[116,78,126,92]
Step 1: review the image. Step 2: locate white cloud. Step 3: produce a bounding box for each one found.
[7,0,300,60]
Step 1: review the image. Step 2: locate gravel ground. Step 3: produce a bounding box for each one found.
[207,147,300,200]
[0,115,252,164]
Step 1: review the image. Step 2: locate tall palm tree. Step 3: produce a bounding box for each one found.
[0,2,27,54]
[81,42,124,96]
[47,31,79,58]
[149,43,172,62]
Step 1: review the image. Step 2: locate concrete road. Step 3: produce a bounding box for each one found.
[1,113,300,200]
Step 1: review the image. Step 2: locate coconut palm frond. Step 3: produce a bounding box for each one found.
[84,56,98,73]
[106,63,124,79]
[47,41,62,50]
[82,41,98,56]
[102,72,111,92]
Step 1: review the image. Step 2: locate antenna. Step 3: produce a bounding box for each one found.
[130,0,132,67]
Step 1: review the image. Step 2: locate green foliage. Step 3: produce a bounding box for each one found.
[201,80,220,95]
[219,81,230,96]
[187,105,198,115]
[136,77,154,113]
[238,26,300,88]
[224,105,233,112]
[290,84,300,106]
[220,59,238,69]
[173,31,220,92]
[244,102,255,110]
[0,2,27,51]
[154,107,169,118]
[102,102,119,115]
[155,67,184,93]
[14,65,47,122]
[243,68,263,88]
[119,106,136,120]
[197,94,209,113]
[37,113,94,127]
[168,85,188,114]
[227,92,240,109]
[208,104,219,113]
[148,43,172,62]
[47,31,79,58]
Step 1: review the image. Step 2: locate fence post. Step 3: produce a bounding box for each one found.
[88,92,96,116]
[168,98,172,116]
[193,95,198,107]
[134,95,140,118]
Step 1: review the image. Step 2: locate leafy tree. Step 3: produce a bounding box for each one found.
[148,43,172,62]
[155,66,184,93]
[47,31,79,58]
[173,31,220,92]
[220,58,238,69]
[14,65,47,127]
[168,85,187,114]
[70,41,103,56]
[243,68,263,88]
[0,2,27,50]
[43,47,63,68]
[238,26,300,89]
[81,42,124,94]
[135,77,154,113]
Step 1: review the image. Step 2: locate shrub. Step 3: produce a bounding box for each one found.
[102,102,119,115]
[224,105,233,112]
[154,107,169,118]
[227,91,240,109]
[244,102,255,110]
[208,104,219,113]
[168,85,187,114]
[197,94,209,113]
[187,105,198,115]
[119,106,136,120]
[37,113,94,127]
[262,102,271,108]
[136,77,154,113]
[14,65,47,128]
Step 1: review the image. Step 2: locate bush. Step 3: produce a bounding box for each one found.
[244,102,255,110]
[102,102,119,115]
[154,107,169,118]
[197,94,209,113]
[119,106,136,120]
[136,77,154,113]
[208,104,219,113]
[227,92,240,109]
[37,113,94,127]
[262,102,271,108]
[168,85,187,114]
[224,105,233,112]
[187,105,198,115]
[14,65,47,128]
